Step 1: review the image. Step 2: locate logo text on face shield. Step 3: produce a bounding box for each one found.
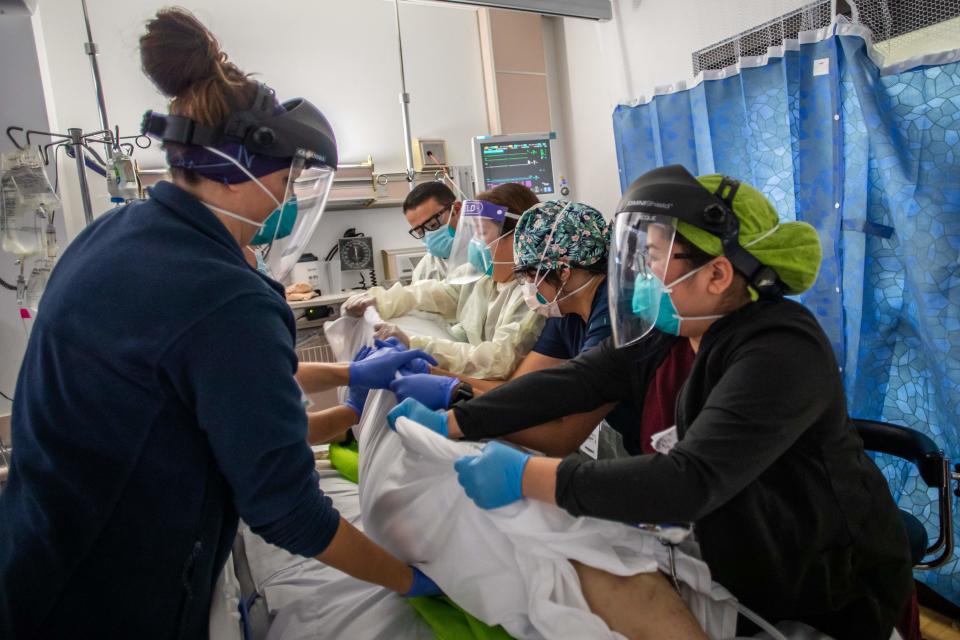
[627,200,673,210]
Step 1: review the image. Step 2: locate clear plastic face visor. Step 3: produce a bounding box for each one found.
[260,154,335,282]
[445,199,515,286]
[607,212,678,348]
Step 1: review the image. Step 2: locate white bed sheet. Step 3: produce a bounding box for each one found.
[240,462,432,640]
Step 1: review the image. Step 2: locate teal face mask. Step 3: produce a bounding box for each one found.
[423,225,455,259]
[631,265,723,336]
[250,196,298,246]
[631,275,681,335]
[468,238,493,276]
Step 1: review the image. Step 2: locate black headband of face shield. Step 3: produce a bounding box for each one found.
[616,165,785,298]
[140,83,339,170]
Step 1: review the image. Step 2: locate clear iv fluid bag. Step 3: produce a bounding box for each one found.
[1,150,59,258]
[24,259,52,313]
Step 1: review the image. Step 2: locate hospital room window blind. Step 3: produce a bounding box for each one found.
[434,0,612,21]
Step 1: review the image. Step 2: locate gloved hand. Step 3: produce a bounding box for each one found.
[389,373,459,410]
[399,357,432,376]
[374,322,411,348]
[344,384,369,419]
[380,337,433,374]
[343,345,373,418]
[377,337,407,351]
[344,292,376,318]
[454,441,531,509]
[349,346,437,390]
[387,398,448,436]
[403,566,443,598]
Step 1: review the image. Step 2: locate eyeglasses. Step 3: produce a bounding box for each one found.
[408,204,453,240]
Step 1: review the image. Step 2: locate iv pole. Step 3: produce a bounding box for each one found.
[393,0,416,191]
[80,0,113,162]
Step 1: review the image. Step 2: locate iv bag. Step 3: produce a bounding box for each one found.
[1,149,59,258]
[24,258,53,314]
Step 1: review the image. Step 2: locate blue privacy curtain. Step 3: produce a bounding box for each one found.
[612,28,960,602]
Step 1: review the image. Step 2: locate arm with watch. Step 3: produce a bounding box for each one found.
[388,371,615,457]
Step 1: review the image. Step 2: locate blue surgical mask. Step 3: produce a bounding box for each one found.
[423,224,455,259]
[631,277,682,335]
[246,246,272,278]
[250,196,298,246]
[468,239,493,276]
[631,265,723,336]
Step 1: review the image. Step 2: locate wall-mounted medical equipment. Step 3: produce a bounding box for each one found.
[381,247,429,284]
[413,138,448,172]
[472,132,569,200]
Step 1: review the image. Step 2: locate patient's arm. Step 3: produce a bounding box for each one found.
[572,562,707,640]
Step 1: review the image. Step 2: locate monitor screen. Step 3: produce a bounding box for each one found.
[478,138,555,195]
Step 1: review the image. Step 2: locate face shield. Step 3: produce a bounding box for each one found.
[608,212,680,348]
[257,153,335,282]
[445,199,518,286]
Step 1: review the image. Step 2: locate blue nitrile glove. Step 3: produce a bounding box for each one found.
[387,398,448,436]
[404,566,443,598]
[343,346,373,417]
[344,384,369,419]
[349,346,438,390]
[377,337,407,351]
[378,337,431,375]
[389,373,459,410]
[399,357,431,376]
[454,441,531,509]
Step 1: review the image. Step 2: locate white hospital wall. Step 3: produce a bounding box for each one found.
[0,9,59,413]
[29,0,489,271]
[549,0,811,217]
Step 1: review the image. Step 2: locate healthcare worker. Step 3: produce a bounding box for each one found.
[0,10,439,638]
[392,201,650,456]
[403,181,462,282]
[346,183,545,379]
[390,166,913,638]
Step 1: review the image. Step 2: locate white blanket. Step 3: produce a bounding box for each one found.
[325,312,739,639]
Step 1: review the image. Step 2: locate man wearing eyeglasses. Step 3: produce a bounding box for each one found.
[404,181,462,282]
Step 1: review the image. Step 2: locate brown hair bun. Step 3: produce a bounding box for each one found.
[140,7,256,127]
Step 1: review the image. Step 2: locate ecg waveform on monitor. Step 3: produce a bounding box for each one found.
[480,140,555,195]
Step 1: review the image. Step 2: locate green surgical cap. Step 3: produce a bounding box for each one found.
[675,175,823,295]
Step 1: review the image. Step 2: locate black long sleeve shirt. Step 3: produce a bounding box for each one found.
[454,298,912,639]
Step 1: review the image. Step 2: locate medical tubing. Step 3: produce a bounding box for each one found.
[735,602,788,640]
[0,277,16,291]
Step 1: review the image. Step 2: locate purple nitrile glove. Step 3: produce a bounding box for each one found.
[349,346,438,390]
[389,373,459,410]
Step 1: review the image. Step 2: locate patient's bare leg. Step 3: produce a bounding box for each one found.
[572,561,707,640]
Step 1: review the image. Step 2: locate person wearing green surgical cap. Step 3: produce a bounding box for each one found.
[393,165,913,640]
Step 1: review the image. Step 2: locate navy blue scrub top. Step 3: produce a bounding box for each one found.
[0,181,339,638]
[532,280,611,359]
